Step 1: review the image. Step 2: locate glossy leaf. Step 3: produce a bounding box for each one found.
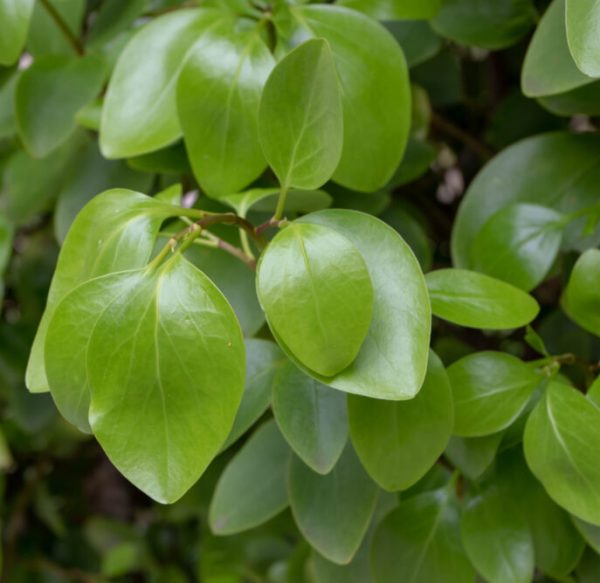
[337,0,441,20]
[288,444,378,564]
[470,204,564,291]
[461,485,534,583]
[297,210,431,399]
[26,189,183,394]
[258,39,342,191]
[101,9,223,158]
[0,0,35,66]
[453,133,600,268]
[448,351,541,437]
[272,361,348,474]
[81,255,245,503]
[524,382,600,525]
[210,421,291,534]
[257,222,373,377]
[293,4,411,191]
[223,339,284,449]
[522,0,594,97]
[177,23,274,197]
[348,351,453,491]
[426,269,540,330]
[566,0,600,77]
[563,249,600,337]
[371,487,475,583]
[433,0,536,49]
[16,55,106,158]
[444,433,503,481]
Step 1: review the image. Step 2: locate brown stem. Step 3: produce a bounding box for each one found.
[25,559,104,583]
[256,217,286,235]
[39,0,85,56]
[430,112,495,161]
[214,238,257,271]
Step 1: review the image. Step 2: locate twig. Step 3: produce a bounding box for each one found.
[25,558,104,583]
[39,0,85,56]
[430,112,494,161]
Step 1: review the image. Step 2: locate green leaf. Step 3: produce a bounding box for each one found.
[426,269,540,329]
[293,5,411,192]
[470,203,564,291]
[386,22,441,69]
[0,0,35,66]
[524,382,600,525]
[15,55,106,158]
[258,38,343,191]
[566,0,600,77]
[209,420,291,534]
[0,213,14,301]
[296,210,431,400]
[100,8,223,158]
[444,433,503,481]
[223,339,284,449]
[448,351,541,437]
[348,351,453,491]
[522,0,594,97]
[577,548,600,583]
[452,133,600,268]
[177,23,274,198]
[563,249,600,337]
[336,0,441,20]
[371,487,475,583]
[87,0,147,49]
[432,0,536,49]
[573,517,600,555]
[538,80,600,116]
[461,485,534,583]
[68,254,244,503]
[288,444,378,564]
[257,222,373,377]
[272,360,348,474]
[26,0,84,57]
[26,189,183,394]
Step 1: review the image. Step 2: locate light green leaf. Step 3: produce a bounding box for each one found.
[293,5,411,192]
[209,420,291,534]
[0,0,35,66]
[15,55,106,158]
[296,210,431,400]
[258,38,343,191]
[272,360,348,474]
[223,339,285,449]
[177,22,274,197]
[100,8,223,158]
[522,0,594,97]
[78,254,245,503]
[337,0,441,20]
[257,222,373,377]
[587,375,600,409]
[452,133,600,268]
[461,485,534,583]
[371,487,475,583]
[348,351,453,491]
[288,444,378,564]
[566,0,600,77]
[26,189,183,394]
[444,433,503,481]
[524,382,600,525]
[563,249,600,337]
[470,204,564,291]
[433,0,536,49]
[448,351,541,437]
[426,269,540,329]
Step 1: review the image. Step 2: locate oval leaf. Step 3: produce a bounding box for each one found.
[448,351,541,437]
[272,360,348,474]
[288,444,378,564]
[566,0,600,78]
[258,38,343,191]
[426,269,540,329]
[524,382,600,525]
[563,249,600,337]
[0,0,34,66]
[257,222,373,377]
[348,351,453,491]
[209,420,291,534]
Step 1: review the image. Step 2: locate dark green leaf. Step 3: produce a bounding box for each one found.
[273,360,348,474]
[348,351,453,491]
[210,420,291,534]
[445,433,503,481]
